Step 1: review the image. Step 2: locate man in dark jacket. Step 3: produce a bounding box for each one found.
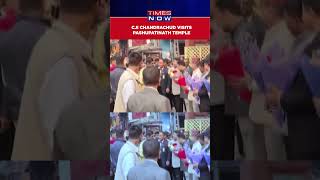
[0,0,49,160]
[110,129,126,177]
[0,0,50,124]
[214,0,268,160]
[159,59,172,109]
[198,58,210,112]
[159,131,171,171]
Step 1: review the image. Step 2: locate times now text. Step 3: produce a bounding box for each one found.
[147,10,172,22]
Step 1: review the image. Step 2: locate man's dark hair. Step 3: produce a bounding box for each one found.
[203,56,210,66]
[113,55,125,66]
[302,0,320,15]
[111,129,116,135]
[177,132,186,139]
[164,131,169,137]
[129,125,142,139]
[154,58,160,62]
[128,52,143,66]
[203,130,210,139]
[60,0,97,13]
[143,139,160,159]
[241,0,256,17]
[198,134,205,141]
[167,132,171,138]
[200,60,205,68]
[146,57,153,65]
[19,0,44,13]
[160,131,167,138]
[285,0,303,19]
[115,129,124,138]
[163,58,170,65]
[216,0,242,16]
[143,66,160,86]
[146,130,153,138]
[177,60,186,67]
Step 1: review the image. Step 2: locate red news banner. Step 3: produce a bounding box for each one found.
[110,11,210,39]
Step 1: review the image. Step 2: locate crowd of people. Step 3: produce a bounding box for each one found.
[110,52,211,112]
[213,0,320,160]
[0,0,108,160]
[110,126,211,180]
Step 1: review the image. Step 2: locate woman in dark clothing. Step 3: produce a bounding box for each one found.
[267,43,320,160]
[283,31,320,159]
[266,0,320,160]
[281,69,320,159]
[198,58,210,112]
[198,81,210,112]
[198,157,210,180]
[198,133,211,180]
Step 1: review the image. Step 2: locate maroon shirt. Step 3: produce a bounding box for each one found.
[0,8,16,31]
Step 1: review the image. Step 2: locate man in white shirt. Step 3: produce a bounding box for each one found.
[170,58,183,112]
[187,130,202,180]
[115,125,142,180]
[249,0,294,160]
[188,58,202,112]
[114,52,144,112]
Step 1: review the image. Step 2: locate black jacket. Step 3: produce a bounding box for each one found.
[0,16,49,121]
[159,67,172,95]
[199,73,210,112]
[281,33,320,160]
[159,139,171,168]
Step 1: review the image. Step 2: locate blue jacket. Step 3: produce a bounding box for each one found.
[110,139,126,171]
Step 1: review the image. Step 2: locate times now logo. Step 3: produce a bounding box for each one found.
[147,10,172,22]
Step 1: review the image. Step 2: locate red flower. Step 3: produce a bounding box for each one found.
[177,77,189,94]
[267,55,272,63]
[215,47,252,103]
[0,8,17,31]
